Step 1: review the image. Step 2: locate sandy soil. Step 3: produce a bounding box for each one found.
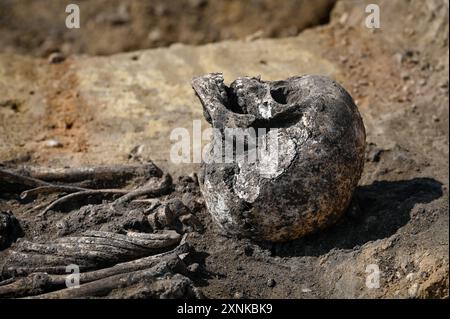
[0,0,335,56]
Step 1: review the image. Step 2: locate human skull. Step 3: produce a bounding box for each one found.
[192,73,366,242]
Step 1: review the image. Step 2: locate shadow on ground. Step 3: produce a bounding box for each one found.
[267,177,443,257]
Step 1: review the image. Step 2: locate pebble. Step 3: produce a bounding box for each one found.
[48,52,65,64]
[44,139,63,148]
[187,263,200,273]
[179,213,204,232]
[147,205,174,229]
[267,278,276,288]
[148,28,162,42]
[400,72,410,81]
[408,283,419,297]
[167,198,189,216]
[233,292,244,299]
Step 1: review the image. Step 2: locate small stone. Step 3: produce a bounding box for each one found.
[128,144,145,160]
[187,263,201,273]
[148,205,174,229]
[189,172,199,185]
[181,192,201,212]
[400,72,410,81]
[245,30,264,42]
[339,13,349,25]
[440,80,449,92]
[406,273,415,281]
[366,143,384,162]
[339,56,348,64]
[167,198,190,217]
[121,210,147,231]
[233,292,244,299]
[48,52,65,64]
[393,53,403,65]
[419,78,427,86]
[110,3,131,25]
[44,139,63,148]
[267,278,276,287]
[179,213,204,233]
[408,283,419,297]
[148,28,162,42]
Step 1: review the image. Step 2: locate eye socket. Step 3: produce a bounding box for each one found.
[270,87,288,104]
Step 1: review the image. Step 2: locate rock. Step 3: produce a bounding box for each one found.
[43,139,63,148]
[167,198,190,217]
[148,205,175,229]
[233,291,244,299]
[47,52,65,64]
[181,192,201,212]
[366,143,384,162]
[193,73,366,241]
[120,209,148,231]
[267,278,276,287]
[179,214,204,233]
[187,263,201,273]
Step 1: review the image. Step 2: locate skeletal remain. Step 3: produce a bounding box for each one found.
[0,164,172,217]
[39,173,172,217]
[12,163,162,188]
[0,240,191,298]
[0,163,204,298]
[192,73,366,242]
[30,259,194,299]
[1,230,181,277]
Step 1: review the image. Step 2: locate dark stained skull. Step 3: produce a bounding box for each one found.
[192,73,366,242]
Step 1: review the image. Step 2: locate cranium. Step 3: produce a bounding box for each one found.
[192,73,366,242]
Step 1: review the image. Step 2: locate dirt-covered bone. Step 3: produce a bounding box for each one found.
[0,240,192,298]
[192,73,366,242]
[0,230,181,277]
[0,164,172,217]
[0,161,204,299]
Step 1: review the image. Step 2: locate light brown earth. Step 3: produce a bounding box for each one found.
[0,0,448,298]
[0,0,335,56]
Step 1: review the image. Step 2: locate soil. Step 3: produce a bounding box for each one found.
[0,0,335,57]
[0,0,448,299]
